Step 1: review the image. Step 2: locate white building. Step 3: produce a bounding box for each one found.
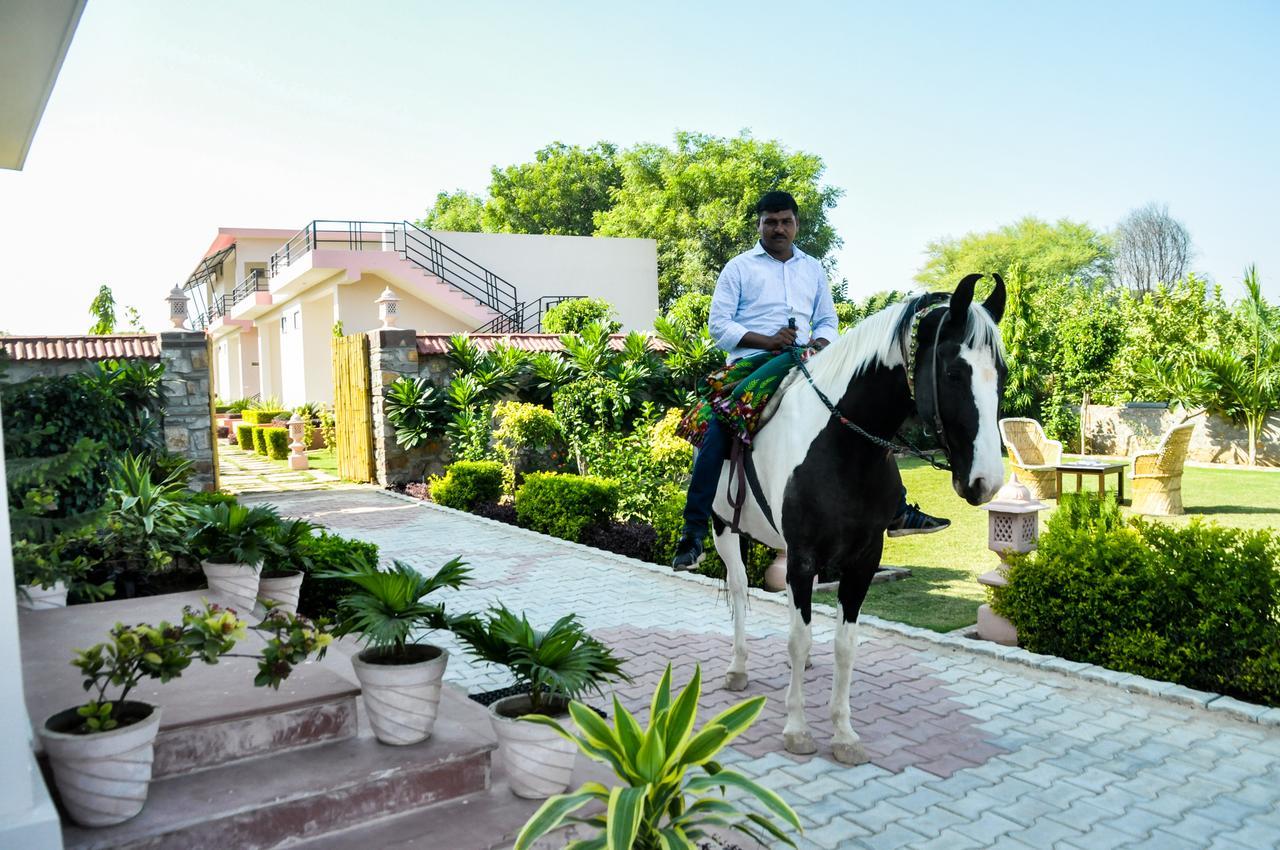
[185,220,658,407]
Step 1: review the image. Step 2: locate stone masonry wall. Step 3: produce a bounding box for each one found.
[1085,404,1280,466]
[368,329,424,487]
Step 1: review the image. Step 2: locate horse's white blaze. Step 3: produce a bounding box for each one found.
[962,344,1003,501]
[830,606,860,747]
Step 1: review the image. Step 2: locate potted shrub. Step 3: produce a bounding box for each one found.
[454,606,629,799]
[38,602,330,827]
[318,556,471,746]
[514,663,801,849]
[191,503,281,613]
[258,518,316,615]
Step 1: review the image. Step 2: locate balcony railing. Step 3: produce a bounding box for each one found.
[230,269,269,306]
[267,220,399,278]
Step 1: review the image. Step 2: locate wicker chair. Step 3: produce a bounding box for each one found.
[1130,422,1196,516]
[998,418,1062,500]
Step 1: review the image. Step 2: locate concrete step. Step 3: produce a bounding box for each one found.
[59,687,495,850]
[21,591,361,778]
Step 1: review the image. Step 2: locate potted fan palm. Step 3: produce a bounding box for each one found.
[39,602,330,827]
[514,664,802,849]
[190,502,282,613]
[258,517,316,615]
[317,555,471,745]
[453,606,629,799]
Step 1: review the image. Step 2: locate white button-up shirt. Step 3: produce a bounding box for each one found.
[709,242,840,362]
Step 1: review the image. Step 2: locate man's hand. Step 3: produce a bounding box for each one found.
[738,325,799,353]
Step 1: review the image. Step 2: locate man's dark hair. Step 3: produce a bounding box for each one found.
[755,190,799,216]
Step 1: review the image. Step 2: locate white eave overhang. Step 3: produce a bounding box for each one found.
[0,0,87,171]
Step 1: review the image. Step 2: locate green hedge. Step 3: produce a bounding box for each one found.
[236,424,255,450]
[992,494,1280,707]
[252,426,269,455]
[242,409,286,426]
[429,461,504,510]
[297,532,380,622]
[264,427,290,460]
[515,472,619,543]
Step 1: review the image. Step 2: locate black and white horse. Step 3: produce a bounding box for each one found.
[710,273,1007,764]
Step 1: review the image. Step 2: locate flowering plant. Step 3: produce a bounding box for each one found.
[68,602,331,734]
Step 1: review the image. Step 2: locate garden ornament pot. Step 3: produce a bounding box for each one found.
[257,570,304,616]
[488,694,577,799]
[201,560,262,614]
[351,645,449,745]
[18,580,68,610]
[39,701,162,827]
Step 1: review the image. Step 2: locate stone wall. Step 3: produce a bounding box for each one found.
[1084,404,1280,466]
[0,333,219,491]
[368,329,431,486]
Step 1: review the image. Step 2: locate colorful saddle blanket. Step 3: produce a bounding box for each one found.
[677,346,817,448]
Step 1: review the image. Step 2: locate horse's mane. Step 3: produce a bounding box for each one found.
[794,293,1005,400]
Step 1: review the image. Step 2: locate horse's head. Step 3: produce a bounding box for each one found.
[916,274,1007,505]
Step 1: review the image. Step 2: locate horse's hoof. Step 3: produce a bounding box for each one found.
[725,672,749,692]
[783,731,818,755]
[832,741,869,765]
[804,655,813,670]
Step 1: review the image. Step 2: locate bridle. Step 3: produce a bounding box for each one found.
[791,301,954,472]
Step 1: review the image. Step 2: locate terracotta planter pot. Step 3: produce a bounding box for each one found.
[200,560,262,614]
[351,645,449,745]
[39,701,162,827]
[489,694,576,799]
[257,570,304,616]
[19,580,68,610]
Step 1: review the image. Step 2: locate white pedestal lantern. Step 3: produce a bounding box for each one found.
[288,412,309,470]
[376,287,400,329]
[167,285,190,329]
[976,474,1048,645]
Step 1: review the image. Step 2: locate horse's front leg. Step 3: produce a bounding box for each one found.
[782,562,816,755]
[712,521,750,691]
[829,540,880,765]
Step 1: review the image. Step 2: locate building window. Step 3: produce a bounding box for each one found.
[281,317,287,333]
[293,311,300,329]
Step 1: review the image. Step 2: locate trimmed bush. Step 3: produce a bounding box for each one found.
[264,427,290,460]
[296,531,379,622]
[428,461,504,511]
[252,426,269,455]
[236,423,255,450]
[242,409,286,426]
[992,494,1280,707]
[515,472,619,543]
[186,491,238,508]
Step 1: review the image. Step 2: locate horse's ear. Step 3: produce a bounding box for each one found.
[948,274,981,327]
[983,274,1006,323]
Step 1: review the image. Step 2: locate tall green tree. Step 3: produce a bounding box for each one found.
[88,285,117,335]
[915,216,1112,290]
[483,142,620,236]
[419,190,484,232]
[595,131,843,307]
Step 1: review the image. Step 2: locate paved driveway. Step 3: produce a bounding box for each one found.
[245,489,1280,850]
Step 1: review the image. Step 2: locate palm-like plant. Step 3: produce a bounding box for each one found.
[384,376,448,450]
[262,517,318,576]
[454,605,629,715]
[190,503,282,565]
[317,556,471,663]
[515,664,802,850]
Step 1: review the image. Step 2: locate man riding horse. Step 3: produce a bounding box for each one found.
[671,190,950,571]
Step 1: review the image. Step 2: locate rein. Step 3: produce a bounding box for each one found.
[789,306,953,472]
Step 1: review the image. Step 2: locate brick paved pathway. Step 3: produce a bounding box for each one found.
[245,489,1280,850]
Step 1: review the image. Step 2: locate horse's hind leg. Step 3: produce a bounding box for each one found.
[712,519,750,691]
[783,556,817,755]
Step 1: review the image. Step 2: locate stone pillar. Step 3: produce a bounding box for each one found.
[368,328,418,487]
[158,331,217,492]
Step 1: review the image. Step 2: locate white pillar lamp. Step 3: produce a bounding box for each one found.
[375,287,400,329]
[976,474,1048,645]
[166,286,190,330]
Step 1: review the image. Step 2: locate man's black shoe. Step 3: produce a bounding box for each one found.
[886,503,951,537]
[671,534,705,571]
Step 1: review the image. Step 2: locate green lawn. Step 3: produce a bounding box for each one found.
[814,456,1280,632]
[306,447,338,476]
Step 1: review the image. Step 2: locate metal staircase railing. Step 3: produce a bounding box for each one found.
[474,295,584,334]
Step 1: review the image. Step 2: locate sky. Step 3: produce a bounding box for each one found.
[2,0,1278,334]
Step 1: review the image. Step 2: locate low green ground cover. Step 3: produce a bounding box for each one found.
[815,456,1280,632]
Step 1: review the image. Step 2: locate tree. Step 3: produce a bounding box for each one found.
[418,190,484,232]
[540,297,621,335]
[1113,203,1192,295]
[483,142,620,236]
[88,285,117,335]
[595,131,843,307]
[915,216,1111,290]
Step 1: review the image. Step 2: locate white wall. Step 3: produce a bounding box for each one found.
[337,275,472,337]
[423,231,658,331]
[215,335,235,400]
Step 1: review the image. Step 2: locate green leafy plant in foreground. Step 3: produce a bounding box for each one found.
[514,663,801,849]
